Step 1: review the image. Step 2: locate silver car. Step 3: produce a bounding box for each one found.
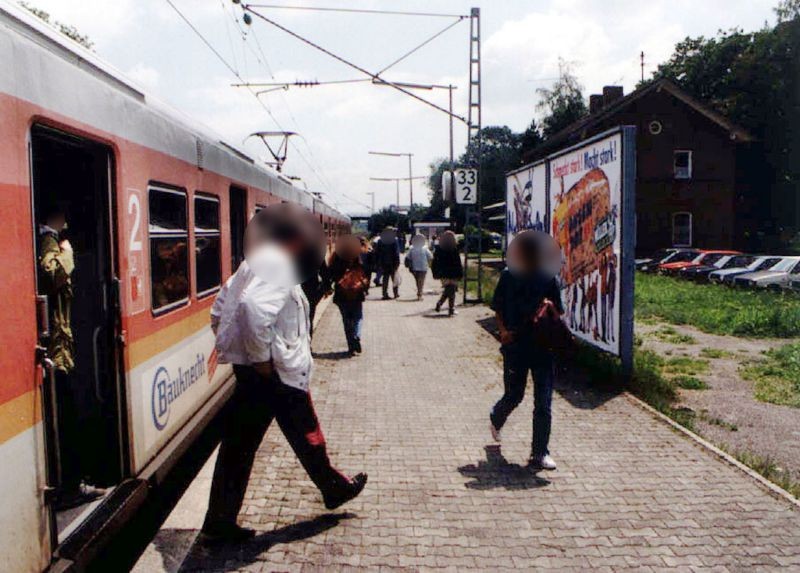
[710,255,783,284]
[733,257,800,290]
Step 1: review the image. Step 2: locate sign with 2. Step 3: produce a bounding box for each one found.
[454,168,477,204]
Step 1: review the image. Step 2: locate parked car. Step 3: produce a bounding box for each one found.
[642,249,699,273]
[733,257,800,290]
[659,250,740,276]
[710,256,784,284]
[679,254,754,281]
[636,248,680,271]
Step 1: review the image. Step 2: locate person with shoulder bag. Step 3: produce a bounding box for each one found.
[327,235,370,355]
[488,230,572,471]
[405,234,434,300]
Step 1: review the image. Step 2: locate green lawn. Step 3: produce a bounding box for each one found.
[741,342,800,408]
[636,272,800,338]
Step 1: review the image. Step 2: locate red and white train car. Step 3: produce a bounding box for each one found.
[0,4,349,571]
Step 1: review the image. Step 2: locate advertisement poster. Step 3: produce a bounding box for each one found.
[505,161,546,244]
[550,132,622,354]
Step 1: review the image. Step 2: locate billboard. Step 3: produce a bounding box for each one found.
[506,161,546,245]
[505,127,635,366]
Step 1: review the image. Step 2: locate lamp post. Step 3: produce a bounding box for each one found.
[368,151,415,206]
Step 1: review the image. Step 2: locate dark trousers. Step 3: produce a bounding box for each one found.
[437,282,457,311]
[490,344,555,457]
[337,300,363,351]
[381,266,398,298]
[204,365,347,528]
[412,271,427,297]
[55,370,84,492]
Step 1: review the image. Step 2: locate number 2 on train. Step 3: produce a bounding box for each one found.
[455,168,477,204]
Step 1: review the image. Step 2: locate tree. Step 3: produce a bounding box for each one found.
[19,2,94,50]
[775,0,800,22]
[520,118,544,154]
[651,12,800,236]
[426,126,524,232]
[536,60,588,138]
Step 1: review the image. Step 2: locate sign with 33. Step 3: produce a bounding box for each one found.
[454,168,477,204]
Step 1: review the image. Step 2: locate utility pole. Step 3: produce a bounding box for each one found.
[463,7,482,303]
[640,51,645,83]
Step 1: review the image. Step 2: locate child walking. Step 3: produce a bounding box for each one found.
[489,230,564,471]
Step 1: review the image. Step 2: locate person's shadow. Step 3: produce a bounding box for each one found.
[458,445,550,491]
[312,350,352,360]
[173,513,355,571]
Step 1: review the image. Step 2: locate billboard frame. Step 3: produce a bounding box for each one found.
[506,125,636,377]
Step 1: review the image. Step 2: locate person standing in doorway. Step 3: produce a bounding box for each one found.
[431,230,463,316]
[202,204,367,544]
[489,230,564,471]
[375,227,401,300]
[405,234,433,300]
[38,206,105,508]
[327,235,370,355]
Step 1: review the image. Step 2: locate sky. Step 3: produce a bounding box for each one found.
[24,0,778,215]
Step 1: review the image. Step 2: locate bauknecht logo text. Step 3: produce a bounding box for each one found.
[151,353,206,430]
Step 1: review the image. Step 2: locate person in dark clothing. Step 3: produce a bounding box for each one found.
[301,266,327,337]
[489,230,564,471]
[327,235,370,355]
[431,230,463,316]
[374,227,401,299]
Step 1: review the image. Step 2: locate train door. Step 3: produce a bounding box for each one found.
[29,125,125,541]
[229,185,246,272]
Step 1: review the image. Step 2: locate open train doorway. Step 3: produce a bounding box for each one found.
[30,125,125,540]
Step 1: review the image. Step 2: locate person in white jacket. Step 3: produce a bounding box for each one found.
[405,234,434,300]
[202,204,367,544]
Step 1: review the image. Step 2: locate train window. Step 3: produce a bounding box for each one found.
[195,194,221,296]
[149,186,189,312]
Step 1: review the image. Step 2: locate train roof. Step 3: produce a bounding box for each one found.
[0,1,348,222]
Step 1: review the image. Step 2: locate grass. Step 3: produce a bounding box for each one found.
[651,326,697,345]
[700,347,733,359]
[740,342,800,408]
[466,248,503,259]
[673,375,709,390]
[465,264,500,305]
[661,356,710,376]
[723,448,800,499]
[698,410,738,431]
[636,272,800,338]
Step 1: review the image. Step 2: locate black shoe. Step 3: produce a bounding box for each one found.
[354,339,362,354]
[393,288,399,299]
[201,523,256,544]
[323,473,368,510]
[435,301,442,313]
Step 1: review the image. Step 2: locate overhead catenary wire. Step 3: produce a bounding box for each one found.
[164,0,346,209]
[241,3,468,124]
[244,4,469,18]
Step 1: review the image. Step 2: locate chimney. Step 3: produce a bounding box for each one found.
[589,94,604,114]
[602,85,624,107]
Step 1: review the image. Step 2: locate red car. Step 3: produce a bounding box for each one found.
[658,249,741,275]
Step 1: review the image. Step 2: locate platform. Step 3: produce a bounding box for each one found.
[135,271,800,572]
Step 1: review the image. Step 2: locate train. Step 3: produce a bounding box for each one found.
[0,4,350,572]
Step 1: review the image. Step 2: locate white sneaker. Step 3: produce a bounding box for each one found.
[530,454,557,471]
[490,421,502,443]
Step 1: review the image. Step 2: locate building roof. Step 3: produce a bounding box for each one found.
[523,78,754,163]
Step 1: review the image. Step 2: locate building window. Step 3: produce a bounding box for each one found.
[194,194,221,297]
[672,212,693,247]
[149,186,189,312]
[674,150,692,180]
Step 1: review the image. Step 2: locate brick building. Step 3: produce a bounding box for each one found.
[524,79,764,254]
